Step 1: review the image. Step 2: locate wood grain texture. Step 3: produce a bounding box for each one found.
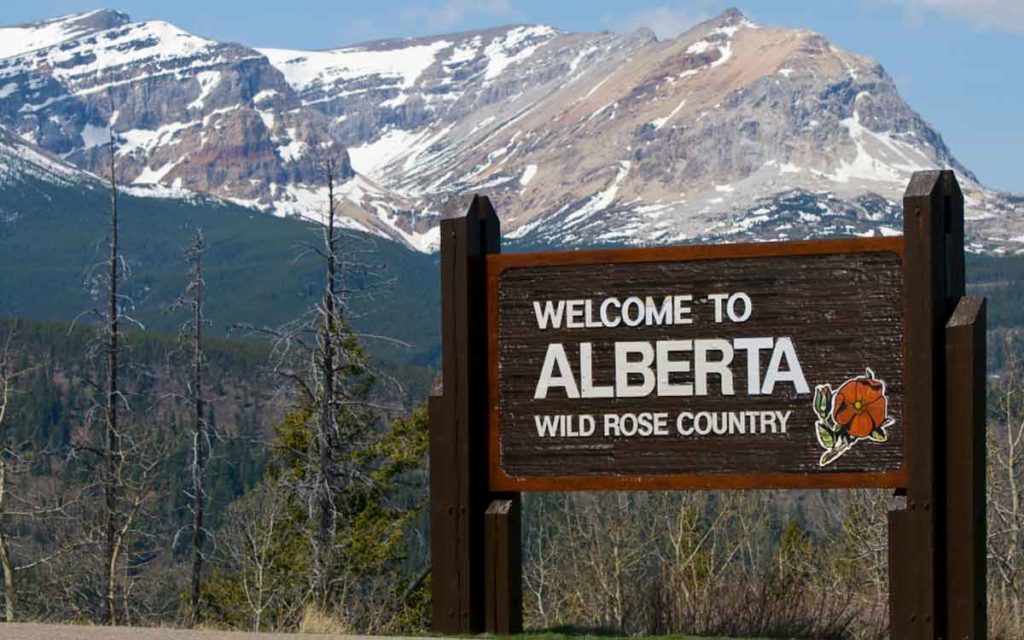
[430,197,500,633]
[487,239,906,491]
[890,169,965,640]
[484,498,523,634]
[945,296,987,639]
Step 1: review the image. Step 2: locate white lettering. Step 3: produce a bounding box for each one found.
[533,300,565,329]
[708,293,729,322]
[656,340,693,397]
[579,342,613,398]
[535,414,559,437]
[566,299,585,329]
[622,297,645,327]
[676,412,694,435]
[727,292,753,322]
[762,337,810,394]
[645,296,672,326]
[584,300,600,328]
[673,295,693,325]
[694,339,735,395]
[615,342,656,397]
[734,337,774,395]
[534,343,580,399]
[599,297,621,327]
[778,410,791,433]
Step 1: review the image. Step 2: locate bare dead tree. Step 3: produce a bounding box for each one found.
[178,230,208,627]
[221,478,309,632]
[237,493,281,633]
[102,127,124,626]
[313,158,340,596]
[70,125,154,625]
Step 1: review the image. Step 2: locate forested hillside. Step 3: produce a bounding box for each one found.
[0,319,271,499]
[0,160,440,366]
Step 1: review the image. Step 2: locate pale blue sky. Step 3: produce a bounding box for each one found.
[2,1,1022,193]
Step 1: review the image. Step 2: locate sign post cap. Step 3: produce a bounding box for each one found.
[904,169,962,199]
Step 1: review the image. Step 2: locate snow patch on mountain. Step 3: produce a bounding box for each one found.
[563,161,631,227]
[0,10,105,58]
[482,25,557,81]
[347,128,422,177]
[188,71,222,111]
[0,135,89,186]
[260,40,453,92]
[651,99,687,130]
[826,92,939,185]
[685,19,756,70]
[348,123,455,193]
[134,158,182,184]
[118,121,199,157]
[519,164,537,187]
[80,124,109,148]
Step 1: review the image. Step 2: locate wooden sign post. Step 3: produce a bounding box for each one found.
[889,170,987,639]
[429,170,986,638]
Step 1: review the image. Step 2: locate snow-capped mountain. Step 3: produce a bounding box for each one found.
[0,8,1021,253]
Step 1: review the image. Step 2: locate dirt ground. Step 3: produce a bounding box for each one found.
[0,623,428,640]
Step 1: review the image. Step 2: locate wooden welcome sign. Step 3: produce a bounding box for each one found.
[429,171,987,639]
[489,239,904,490]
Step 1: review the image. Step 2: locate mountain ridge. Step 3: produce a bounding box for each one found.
[0,8,1021,253]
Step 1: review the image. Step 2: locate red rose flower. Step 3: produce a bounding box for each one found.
[831,377,886,438]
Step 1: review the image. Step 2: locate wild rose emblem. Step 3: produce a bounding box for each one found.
[813,368,893,467]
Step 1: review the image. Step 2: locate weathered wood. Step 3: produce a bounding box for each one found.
[431,196,518,633]
[945,296,987,639]
[889,169,965,640]
[487,238,906,491]
[484,498,523,634]
[428,392,458,631]
[889,508,932,635]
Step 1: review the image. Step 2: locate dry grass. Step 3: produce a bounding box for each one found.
[298,604,352,634]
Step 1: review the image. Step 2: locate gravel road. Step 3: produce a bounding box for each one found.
[0,623,427,640]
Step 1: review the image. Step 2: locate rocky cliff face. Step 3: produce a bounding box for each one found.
[0,8,1020,253]
[0,11,367,223]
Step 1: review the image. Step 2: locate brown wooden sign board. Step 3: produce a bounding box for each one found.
[488,238,906,492]
[430,171,986,638]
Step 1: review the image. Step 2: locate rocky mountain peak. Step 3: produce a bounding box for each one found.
[684,7,758,37]
[66,9,132,32]
[712,7,752,27]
